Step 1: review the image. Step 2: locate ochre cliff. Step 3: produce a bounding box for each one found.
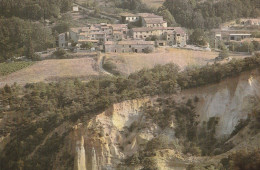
[53,69,260,170]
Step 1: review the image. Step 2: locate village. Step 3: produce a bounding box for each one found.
[58,9,188,53]
[55,4,260,56]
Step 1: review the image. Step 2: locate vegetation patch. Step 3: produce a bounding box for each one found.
[0,61,34,76]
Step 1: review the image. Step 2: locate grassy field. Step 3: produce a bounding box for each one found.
[0,58,100,87]
[105,48,250,75]
[0,61,34,76]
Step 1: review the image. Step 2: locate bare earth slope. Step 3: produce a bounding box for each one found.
[0,58,99,87]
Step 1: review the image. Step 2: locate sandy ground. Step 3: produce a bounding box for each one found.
[105,47,250,75]
[0,58,99,87]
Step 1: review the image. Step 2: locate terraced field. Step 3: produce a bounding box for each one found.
[0,58,100,87]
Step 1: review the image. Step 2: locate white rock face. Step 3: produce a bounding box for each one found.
[75,136,87,170]
[91,147,98,170]
[71,69,260,170]
[187,70,260,137]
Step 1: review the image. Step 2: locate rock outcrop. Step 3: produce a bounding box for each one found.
[72,69,260,170]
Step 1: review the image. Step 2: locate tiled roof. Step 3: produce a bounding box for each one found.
[143,18,165,24]
[105,40,154,45]
[120,13,139,17]
[78,39,99,43]
[173,27,186,35]
[132,27,175,32]
[118,40,154,45]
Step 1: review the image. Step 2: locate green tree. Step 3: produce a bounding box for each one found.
[157,7,177,26]
[80,42,93,50]
[189,29,208,46]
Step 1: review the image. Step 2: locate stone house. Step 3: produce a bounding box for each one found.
[229,34,251,41]
[138,13,167,27]
[57,33,68,48]
[104,40,154,53]
[120,13,167,27]
[241,19,260,26]
[142,18,167,28]
[72,5,79,12]
[131,27,187,46]
[131,27,172,39]
[171,27,187,47]
[120,13,139,23]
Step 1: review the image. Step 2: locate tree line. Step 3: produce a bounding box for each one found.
[0,0,73,20]
[0,17,55,62]
[163,0,260,29]
[0,0,73,62]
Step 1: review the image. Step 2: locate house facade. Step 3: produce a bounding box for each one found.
[104,40,154,53]
[121,13,139,23]
[230,34,251,41]
[131,27,187,47]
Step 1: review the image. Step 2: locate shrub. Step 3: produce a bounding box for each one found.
[143,47,153,53]
[53,48,67,59]
[218,49,229,59]
[230,118,250,137]
[146,136,169,151]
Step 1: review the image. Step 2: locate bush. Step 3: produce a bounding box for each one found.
[53,48,67,59]
[146,136,169,151]
[218,49,229,59]
[228,150,260,170]
[143,47,153,53]
[80,42,93,50]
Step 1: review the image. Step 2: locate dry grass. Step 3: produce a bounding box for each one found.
[0,58,100,87]
[105,47,250,75]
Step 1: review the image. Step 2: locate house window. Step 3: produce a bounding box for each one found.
[129,45,131,48]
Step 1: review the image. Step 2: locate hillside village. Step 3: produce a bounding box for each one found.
[58,11,187,53]
[1,1,260,170]
[55,4,260,57]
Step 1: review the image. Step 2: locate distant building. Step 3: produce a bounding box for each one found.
[104,40,154,53]
[230,34,251,41]
[142,18,167,28]
[131,27,187,47]
[138,13,167,27]
[241,18,260,26]
[120,12,167,27]
[57,33,68,48]
[72,5,79,12]
[70,24,128,44]
[120,13,139,23]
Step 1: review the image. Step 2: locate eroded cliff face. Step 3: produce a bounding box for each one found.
[182,69,260,137]
[70,69,260,170]
[72,98,157,170]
